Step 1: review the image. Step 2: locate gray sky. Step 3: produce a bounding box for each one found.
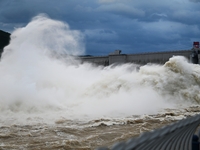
[0,0,200,55]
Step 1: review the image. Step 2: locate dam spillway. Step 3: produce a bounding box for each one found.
[80,49,192,66]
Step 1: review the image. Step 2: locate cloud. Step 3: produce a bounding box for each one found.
[170,10,200,25]
[0,0,199,55]
[84,29,118,42]
[151,13,168,18]
[96,3,145,18]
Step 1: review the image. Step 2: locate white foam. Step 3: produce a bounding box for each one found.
[0,14,200,125]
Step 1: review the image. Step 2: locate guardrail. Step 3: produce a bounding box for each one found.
[96,114,200,150]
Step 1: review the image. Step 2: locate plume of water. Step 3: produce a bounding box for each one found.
[0,14,200,125]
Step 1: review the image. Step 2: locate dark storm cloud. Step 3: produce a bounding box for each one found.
[96,3,145,19]
[0,0,200,55]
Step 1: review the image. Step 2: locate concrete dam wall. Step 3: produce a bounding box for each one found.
[80,50,192,66]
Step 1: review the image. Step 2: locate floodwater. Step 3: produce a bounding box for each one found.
[1,15,200,150]
[1,106,200,150]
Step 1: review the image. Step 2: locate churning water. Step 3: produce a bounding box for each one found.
[0,15,200,149]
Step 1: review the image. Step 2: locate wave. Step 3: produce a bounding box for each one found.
[0,14,200,125]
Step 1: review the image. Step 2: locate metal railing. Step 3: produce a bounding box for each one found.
[97,114,200,150]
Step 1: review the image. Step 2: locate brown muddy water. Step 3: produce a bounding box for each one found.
[1,106,200,150]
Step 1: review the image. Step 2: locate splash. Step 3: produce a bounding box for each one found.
[0,15,200,125]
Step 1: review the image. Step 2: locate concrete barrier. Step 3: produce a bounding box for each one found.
[96,114,200,150]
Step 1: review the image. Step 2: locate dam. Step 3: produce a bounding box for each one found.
[79,42,200,66]
[80,49,191,66]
